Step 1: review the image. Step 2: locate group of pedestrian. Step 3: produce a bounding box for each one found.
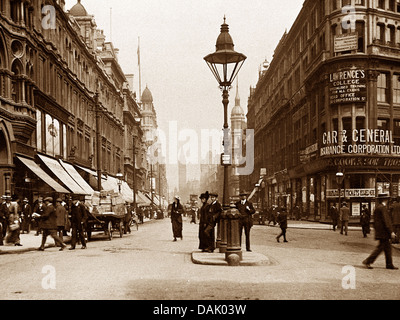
[167,190,399,271]
[0,192,88,251]
[197,192,221,253]
[167,190,260,253]
[329,202,366,236]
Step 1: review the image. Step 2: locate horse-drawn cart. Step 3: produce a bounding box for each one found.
[85,191,127,241]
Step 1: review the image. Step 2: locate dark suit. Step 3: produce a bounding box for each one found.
[0,202,11,240]
[277,211,288,242]
[365,203,395,268]
[0,203,8,244]
[39,204,65,250]
[236,200,256,251]
[21,203,32,233]
[33,202,45,234]
[70,202,88,249]
[329,206,339,231]
[206,201,222,251]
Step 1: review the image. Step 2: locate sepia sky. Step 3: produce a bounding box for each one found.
[64,0,304,191]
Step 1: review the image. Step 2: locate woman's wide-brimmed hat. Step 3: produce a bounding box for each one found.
[199,191,209,200]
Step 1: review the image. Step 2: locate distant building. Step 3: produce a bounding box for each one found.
[230,81,246,198]
[140,85,167,204]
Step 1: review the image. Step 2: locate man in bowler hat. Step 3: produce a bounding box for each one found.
[235,191,256,252]
[38,197,66,251]
[363,193,398,270]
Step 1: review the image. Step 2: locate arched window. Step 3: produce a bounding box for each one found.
[10,0,21,23]
[11,59,23,102]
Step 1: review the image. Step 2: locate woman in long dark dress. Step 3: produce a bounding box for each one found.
[198,192,210,251]
[171,196,184,241]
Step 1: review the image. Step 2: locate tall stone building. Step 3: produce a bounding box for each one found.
[0,0,146,203]
[140,85,168,205]
[244,0,400,221]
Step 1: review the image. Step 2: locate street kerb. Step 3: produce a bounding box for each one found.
[191,251,272,266]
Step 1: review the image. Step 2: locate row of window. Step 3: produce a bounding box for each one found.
[35,108,124,173]
[377,73,400,103]
[333,0,400,12]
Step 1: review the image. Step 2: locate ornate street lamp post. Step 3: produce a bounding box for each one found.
[204,17,246,208]
[204,17,246,264]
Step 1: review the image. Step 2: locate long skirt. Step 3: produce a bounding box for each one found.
[6,227,21,245]
[199,224,215,251]
[172,216,183,238]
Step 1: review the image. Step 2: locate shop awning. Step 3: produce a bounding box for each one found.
[76,166,116,192]
[121,181,134,203]
[74,165,134,203]
[145,192,159,206]
[38,155,87,195]
[59,160,94,195]
[248,177,264,201]
[137,191,151,206]
[17,156,69,194]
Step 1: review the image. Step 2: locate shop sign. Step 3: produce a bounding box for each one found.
[326,189,376,198]
[334,33,359,53]
[328,157,400,168]
[321,129,399,156]
[329,68,367,105]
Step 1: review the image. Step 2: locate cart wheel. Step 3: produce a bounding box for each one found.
[107,221,113,241]
[119,220,123,238]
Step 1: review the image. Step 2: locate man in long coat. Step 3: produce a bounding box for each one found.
[69,199,88,250]
[329,203,339,231]
[340,202,350,236]
[360,204,371,238]
[55,198,68,242]
[21,198,32,234]
[32,197,45,236]
[38,197,66,251]
[390,198,400,244]
[0,195,11,245]
[236,191,256,252]
[276,208,289,243]
[208,192,222,252]
[363,194,398,270]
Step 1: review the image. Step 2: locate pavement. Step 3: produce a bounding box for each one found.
[1,219,399,255]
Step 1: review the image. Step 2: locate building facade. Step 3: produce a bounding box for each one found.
[140,85,168,206]
[244,0,400,221]
[0,0,155,204]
